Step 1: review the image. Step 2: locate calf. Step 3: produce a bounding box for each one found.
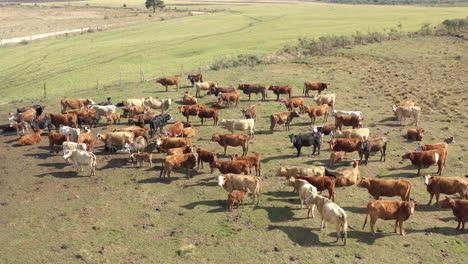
[198,108,219,125]
[183,91,198,105]
[270,111,300,131]
[229,153,261,176]
[48,132,71,153]
[178,104,207,122]
[211,133,249,156]
[130,153,153,167]
[18,129,43,146]
[406,128,424,141]
[289,132,322,157]
[210,160,251,175]
[268,85,292,101]
[119,136,148,154]
[363,201,416,235]
[297,176,336,202]
[335,114,362,130]
[62,141,87,153]
[402,149,446,175]
[359,137,388,164]
[218,174,261,205]
[423,175,468,206]
[196,148,218,169]
[241,105,257,120]
[237,84,267,101]
[330,151,345,166]
[77,116,100,128]
[441,197,468,231]
[304,104,329,124]
[228,188,251,212]
[357,177,412,201]
[303,82,329,96]
[282,98,305,113]
[160,153,198,179]
[63,149,97,176]
[195,82,217,97]
[106,112,121,125]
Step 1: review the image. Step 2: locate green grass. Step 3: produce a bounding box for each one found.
[1,2,468,103]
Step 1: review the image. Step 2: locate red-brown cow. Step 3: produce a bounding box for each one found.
[48,132,71,153]
[282,98,305,113]
[335,114,362,130]
[268,85,292,101]
[229,153,261,176]
[18,129,43,146]
[198,108,219,126]
[357,177,412,201]
[297,176,336,201]
[237,84,267,101]
[49,113,78,131]
[304,104,329,124]
[402,149,446,175]
[303,82,330,96]
[156,77,180,92]
[210,160,251,175]
[406,128,424,141]
[363,201,416,235]
[179,104,207,122]
[441,197,468,231]
[196,148,218,169]
[218,91,240,107]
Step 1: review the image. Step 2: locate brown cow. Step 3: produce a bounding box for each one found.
[113,127,150,142]
[282,98,305,113]
[359,137,388,165]
[198,108,219,126]
[228,188,251,212]
[49,113,78,131]
[304,104,329,124]
[335,160,360,187]
[329,138,362,154]
[183,91,198,105]
[303,82,330,96]
[166,145,194,156]
[441,197,468,231]
[130,153,153,167]
[358,177,412,201]
[210,160,251,175]
[188,74,203,87]
[362,201,416,235]
[122,105,148,118]
[416,142,449,167]
[297,176,336,201]
[10,121,28,136]
[18,129,43,146]
[402,149,446,175]
[406,128,424,141]
[178,104,207,122]
[127,110,160,128]
[229,153,261,176]
[268,85,292,101]
[211,133,249,156]
[155,137,191,153]
[61,98,95,113]
[241,105,257,120]
[166,122,192,137]
[335,114,362,130]
[156,77,180,92]
[330,151,345,166]
[270,111,300,131]
[218,91,240,107]
[48,132,71,153]
[423,175,468,206]
[106,112,121,125]
[196,148,218,169]
[237,84,267,101]
[68,108,96,118]
[160,153,198,178]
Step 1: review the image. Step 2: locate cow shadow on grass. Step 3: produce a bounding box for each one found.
[37,162,68,169]
[341,206,367,215]
[377,172,420,179]
[290,122,311,127]
[34,171,84,179]
[182,199,224,210]
[416,204,446,212]
[303,158,329,165]
[23,152,52,160]
[263,154,296,163]
[267,225,320,247]
[254,206,295,222]
[137,176,179,184]
[266,191,295,198]
[412,226,462,236]
[99,158,130,170]
[182,177,218,188]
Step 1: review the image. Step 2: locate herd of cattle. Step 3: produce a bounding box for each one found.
[2,74,467,246]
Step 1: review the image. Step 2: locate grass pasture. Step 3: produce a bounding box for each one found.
[0,35,467,263]
[1,1,468,103]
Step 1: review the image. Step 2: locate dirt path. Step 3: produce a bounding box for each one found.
[0,28,90,45]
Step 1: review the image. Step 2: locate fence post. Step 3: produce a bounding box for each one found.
[43,83,47,98]
[141,68,145,83]
[96,78,99,90]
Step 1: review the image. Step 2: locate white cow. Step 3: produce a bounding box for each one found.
[219,119,255,138]
[314,94,336,109]
[63,150,97,176]
[62,141,87,153]
[92,105,116,117]
[330,109,363,120]
[125,98,146,107]
[392,106,421,126]
[59,126,81,142]
[144,97,172,113]
[330,128,370,140]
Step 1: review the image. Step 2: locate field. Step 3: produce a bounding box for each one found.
[1,1,468,103]
[0,33,467,263]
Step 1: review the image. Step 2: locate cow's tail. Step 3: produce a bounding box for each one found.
[362,213,369,230]
[405,182,412,201]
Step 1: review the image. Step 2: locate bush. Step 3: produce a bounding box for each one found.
[210,54,262,70]
[87,28,95,33]
[123,4,127,8]
[19,39,29,45]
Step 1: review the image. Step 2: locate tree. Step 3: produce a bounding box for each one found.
[145,0,165,13]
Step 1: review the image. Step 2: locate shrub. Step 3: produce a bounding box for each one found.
[123,4,127,8]
[210,54,262,70]
[19,39,29,45]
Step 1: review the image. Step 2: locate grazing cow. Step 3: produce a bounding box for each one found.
[268,85,292,101]
[270,111,300,131]
[195,82,217,97]
[314,94,336,109]
[198,108,219,126]
[167,145,193,156]
[113,127,150,142]
[18,129,43,146]
[335,160,361,187]
[303,82,329,96]
[59,126,80,142]
[77,116,100,128]
[305,195,347,245]
[228,188,251,212]
[188,74,203,87]
[106,112,121,126]
[441,197,468,231]
[331,128,369,140]
[416,142,449,166]
[357,177,412,201]
[304,104,329,124]
[178,104,207,122]
[282,98,305,113]
[330,151,345,166]
[406,128,424,141]
[335,114,362,130]
[241,105,257,120]
[218,174,261,204]
[149,114,173,137]
[130,153,153,167]
[363,200,416,235]
[220,119,255,138]
[237,84,267,101]
[155,137,191,153]
[276,166,328,179]
[166,122,193,137]
[289,132,322,157]
[287,178,318,212]
[330,109,363,120]
[402,149,446,175]
[359,137,388,164]
[30,115,53,131]
[211,133,249,156]
[218,91,241,107]
[329,138,362,154]
[229,153,261,176]
[60,99,95,113]
[62,141,87,153]
[298,176,336,201]
[63,150,97,176]
[119,136,148,154]
[207,87,236,97]
[98,132,135,152]
[423,175,468,206]
[127,110,161,128]
[183,91,198,105]
[196,148,218,169]
[10,121,28,136]
[210,160,251,175]
[143,97,172,113]
[392,106,421,126]
[156,77,180,92]
[160,153,198,178]
[49,113,78,131]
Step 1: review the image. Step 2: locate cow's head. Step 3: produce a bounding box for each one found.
[350,159,360,168]
[86,99,96,105]
[219,119,226,126]
[415,143,424,151]
[422,175,432,186]
[288,134,296,143]
[329,140,337,149]
[440,197,455,209]
[268,85,275,91]
[444,136,455,144]
[402,152,412,160]
[401,202,416,216]
[63,150,72,160]
[217,175,225,187]
[356,177,370,188]
[211,133,220,142]
[276,167,287,177]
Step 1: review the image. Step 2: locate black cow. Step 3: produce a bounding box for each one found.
[98,97,112,106]
[77,116,101,128]
[149,113,173,137]
[0,124,16,133]
[289,132,322,157]
[188,74,203,87]
[30,116,52,132]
